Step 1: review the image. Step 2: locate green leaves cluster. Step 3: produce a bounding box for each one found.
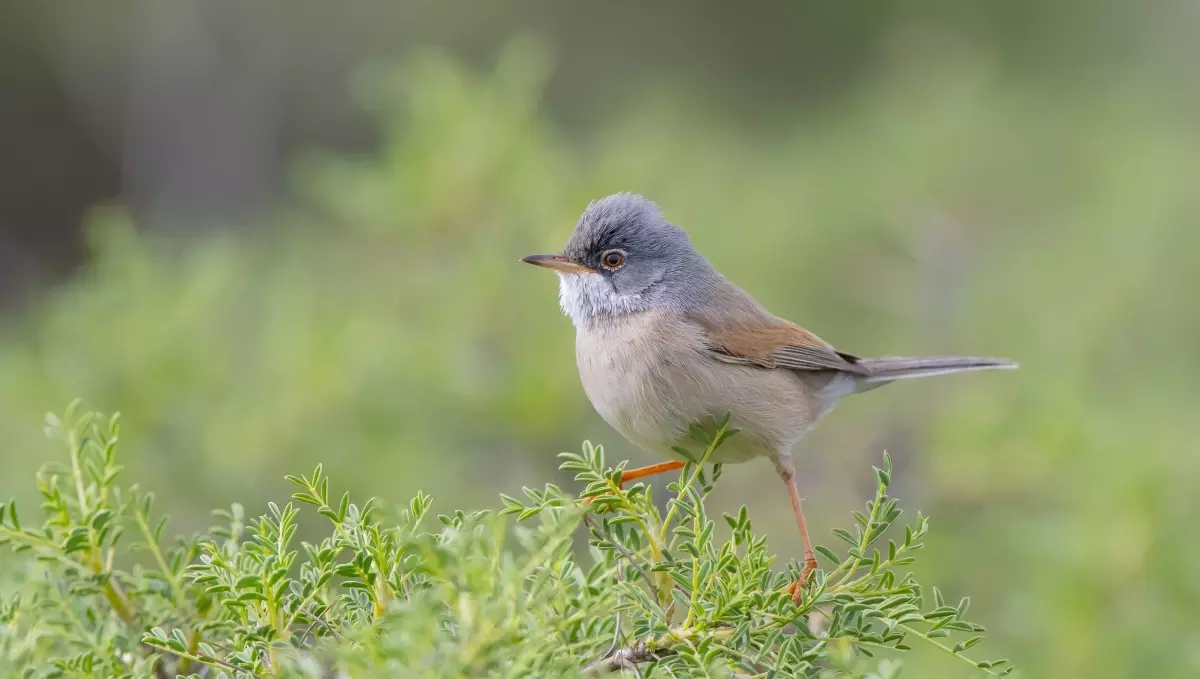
[1,405,1011,678]
[504,415,1011,677]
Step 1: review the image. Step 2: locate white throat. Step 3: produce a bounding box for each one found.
[557,272,647,328]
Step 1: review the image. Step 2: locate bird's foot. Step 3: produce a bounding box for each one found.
[785,554,819,605]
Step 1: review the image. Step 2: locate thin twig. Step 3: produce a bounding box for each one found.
[149,645,262,679]
[298,619,322,647]
[603,609,623,660]
[581,642,673,676]
[583,514,656,595]
[297,604,345,642]
[899,624,1005,677]
[598,518,627,671]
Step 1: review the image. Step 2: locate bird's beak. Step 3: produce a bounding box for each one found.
[520,254,594,273]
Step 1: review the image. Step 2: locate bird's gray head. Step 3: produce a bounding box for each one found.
[522,193,715,327]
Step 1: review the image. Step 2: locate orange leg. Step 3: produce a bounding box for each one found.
[774,457,818,605]
[583,461,686,506]
[615,460,686,488]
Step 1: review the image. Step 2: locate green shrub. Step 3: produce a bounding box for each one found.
[1,404,1009,678]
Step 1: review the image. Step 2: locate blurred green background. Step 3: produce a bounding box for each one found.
[2,2,1199,677]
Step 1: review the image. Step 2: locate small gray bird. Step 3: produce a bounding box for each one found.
[522,193,1016,600]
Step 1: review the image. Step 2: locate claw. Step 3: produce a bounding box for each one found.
[786,554,819,605]
[787,579,803,605]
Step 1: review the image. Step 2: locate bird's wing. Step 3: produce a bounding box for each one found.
[696,316,866,374]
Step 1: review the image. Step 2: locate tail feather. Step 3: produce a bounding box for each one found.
[855,355,1017,383]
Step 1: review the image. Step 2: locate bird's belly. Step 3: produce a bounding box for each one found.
[576,311,818,464]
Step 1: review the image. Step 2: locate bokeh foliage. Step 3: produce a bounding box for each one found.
[1,37,1198,677]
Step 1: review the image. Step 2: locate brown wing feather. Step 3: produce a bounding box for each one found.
[701,318,866,375]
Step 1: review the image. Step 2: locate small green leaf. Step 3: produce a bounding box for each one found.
[814,545,840,565]
[873,466,891,487]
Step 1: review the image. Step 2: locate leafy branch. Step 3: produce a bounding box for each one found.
[504,415,1012,677]
[2,404,1013,678]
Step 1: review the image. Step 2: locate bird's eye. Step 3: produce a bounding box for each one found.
[601,250,625,269]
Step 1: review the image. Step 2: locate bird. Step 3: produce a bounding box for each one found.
[521,193,1016,601]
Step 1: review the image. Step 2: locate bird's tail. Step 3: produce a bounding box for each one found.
[855,355,1017,384]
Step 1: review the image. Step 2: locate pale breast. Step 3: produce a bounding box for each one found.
[575,309,825,464]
